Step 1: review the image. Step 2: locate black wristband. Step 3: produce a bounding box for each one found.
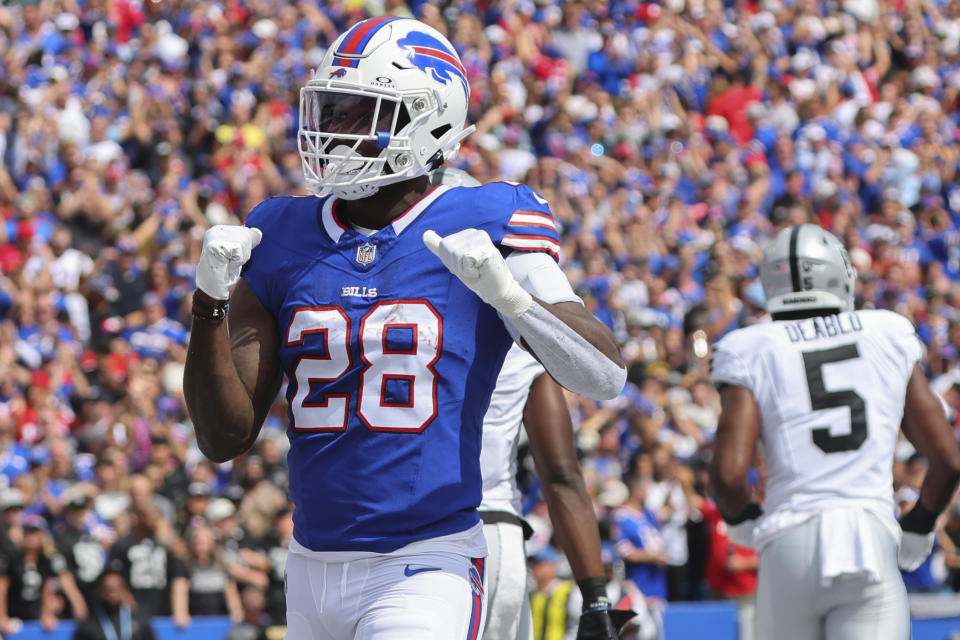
[722,502,763,526]
[577,577,611,612]
[192,291,229,323]
[900,498,939,534]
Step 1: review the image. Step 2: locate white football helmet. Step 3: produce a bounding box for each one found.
[760,224,857,314]
[298,17,475,200]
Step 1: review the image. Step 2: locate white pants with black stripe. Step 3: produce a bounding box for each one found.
[756,512,909,640]
[285,549,487,640]
[483,522,533,640]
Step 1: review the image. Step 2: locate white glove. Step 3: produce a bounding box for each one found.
[196,225,263,300]
[898,531,935,571]
[725,520,758,550]
[722,503,762,550]
[423,228,533,318]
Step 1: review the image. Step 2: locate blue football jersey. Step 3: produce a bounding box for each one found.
[241,182,561,552]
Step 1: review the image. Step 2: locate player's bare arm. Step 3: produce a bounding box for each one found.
[185,283,282,462]
[524,373,634,639]
[898,366,960,543]
[710,384,763,521]
[185,224,282,462]
[524,373,605,581]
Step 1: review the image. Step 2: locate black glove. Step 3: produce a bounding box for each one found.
[575,578,636,640]
[576,607,636,639]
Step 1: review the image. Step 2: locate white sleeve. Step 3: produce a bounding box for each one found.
[505,252,581,305]
[709,334,757,391]
[498,253,625,401]
[886,313,924,375]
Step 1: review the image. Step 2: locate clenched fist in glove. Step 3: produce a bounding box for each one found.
[196,225,263,300]
[576,579,636,640]
[577,608,636,640]
[422,228,533,318]
[722,502,763,550]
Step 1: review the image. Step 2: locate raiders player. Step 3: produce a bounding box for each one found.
[709,224,960,639]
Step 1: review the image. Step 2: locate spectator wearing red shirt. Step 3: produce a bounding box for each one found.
[708,69,763,147]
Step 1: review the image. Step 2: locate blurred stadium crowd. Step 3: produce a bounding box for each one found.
[2,0,960,636]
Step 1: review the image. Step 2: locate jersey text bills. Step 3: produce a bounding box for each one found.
[341,286,378,298]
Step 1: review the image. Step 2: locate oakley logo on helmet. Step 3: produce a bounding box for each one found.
[397,32,469,98]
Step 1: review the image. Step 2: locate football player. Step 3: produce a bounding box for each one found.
[709,224,960,639]
[431,168,634,640]
[183,17,626,640]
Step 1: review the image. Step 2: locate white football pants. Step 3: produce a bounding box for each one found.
[482,522,533,640]
[756,512,909,640]
[285,549,486,640]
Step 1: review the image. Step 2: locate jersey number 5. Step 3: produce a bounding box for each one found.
[802,344,867,453]
[286,301,441,433]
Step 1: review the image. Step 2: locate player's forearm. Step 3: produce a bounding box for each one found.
[902,366,960,518]
[711,475,752,521]
[184,317,260,463]
[540,468,606,580]
[709,438,753,519]
[512,301,626,401]
[711,386,763,520]
[918,463,960,516]
[525,374,607,580]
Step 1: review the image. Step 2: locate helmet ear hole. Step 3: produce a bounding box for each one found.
[430,124,451,140]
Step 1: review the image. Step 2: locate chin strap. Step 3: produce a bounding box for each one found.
[332,183,381,200]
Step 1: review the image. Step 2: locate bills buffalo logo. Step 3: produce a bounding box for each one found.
[329,68,347,78]
[396,31,469,98]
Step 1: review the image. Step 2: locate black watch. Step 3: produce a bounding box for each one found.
[192,291,230,323]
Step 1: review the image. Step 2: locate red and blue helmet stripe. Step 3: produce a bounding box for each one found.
[332,16,402,67]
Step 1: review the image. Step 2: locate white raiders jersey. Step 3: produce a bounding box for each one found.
[480,344,545,516]
[710,309,923,518]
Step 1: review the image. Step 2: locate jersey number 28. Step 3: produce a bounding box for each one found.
[286,301,441,433]
[802,344,867,453]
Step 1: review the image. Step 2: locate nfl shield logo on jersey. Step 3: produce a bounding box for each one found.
[356,243,377,265]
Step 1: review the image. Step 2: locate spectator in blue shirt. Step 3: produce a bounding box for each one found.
[613,477,669,607]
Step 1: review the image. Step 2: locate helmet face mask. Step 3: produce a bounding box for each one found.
[298,18,475,200]
[761,224,857,315]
